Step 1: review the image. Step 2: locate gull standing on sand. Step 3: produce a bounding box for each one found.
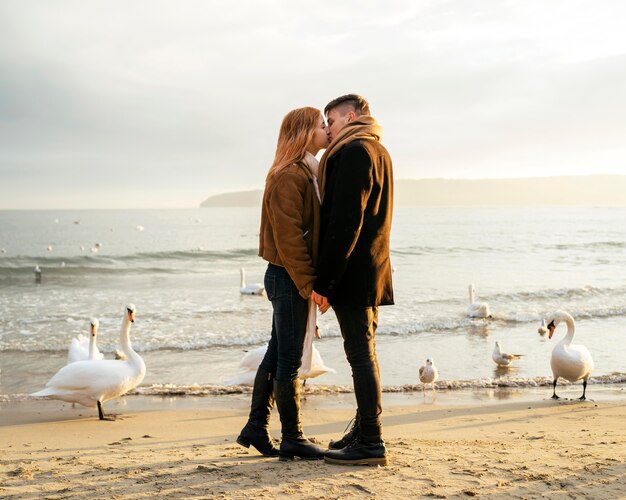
[418,358,438,398]
[492,341,523,367]
[240,267,265,296]
[67,318,104,363]
[467,284,492,318]
[31,304,146,420]
[538,318,548,335]
[546,310,594,400]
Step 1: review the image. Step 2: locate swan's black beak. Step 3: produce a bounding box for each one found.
[547,320,556,339]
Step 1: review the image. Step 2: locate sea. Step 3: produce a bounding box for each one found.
[1,207,625,401]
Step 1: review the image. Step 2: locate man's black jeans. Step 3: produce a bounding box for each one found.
[333,305,383,441]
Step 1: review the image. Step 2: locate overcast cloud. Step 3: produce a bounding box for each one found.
[1,0,625,208]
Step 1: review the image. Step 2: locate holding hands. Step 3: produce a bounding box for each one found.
[311,291,330,314]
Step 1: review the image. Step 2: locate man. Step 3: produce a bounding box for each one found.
[312,94,394,466]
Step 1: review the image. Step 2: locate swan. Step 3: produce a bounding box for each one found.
[240,267,265,296]
[467,284,491,318]
[228,301,334,385]
[546,310,594,400]
[492,341,522,367]
[418,358,438,398]
[31,304,146,420]
[67,318,104,363]
[538,318,548,335]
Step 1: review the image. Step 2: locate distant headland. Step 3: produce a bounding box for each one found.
[200,175,626,207]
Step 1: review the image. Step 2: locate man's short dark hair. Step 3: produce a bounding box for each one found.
[324,94,371,116]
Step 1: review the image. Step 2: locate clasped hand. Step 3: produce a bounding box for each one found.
[311,291,330,314]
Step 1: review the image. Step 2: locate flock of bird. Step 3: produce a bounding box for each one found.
[30,275,595,420]
[419,286,595,401]
[31,304,146,420]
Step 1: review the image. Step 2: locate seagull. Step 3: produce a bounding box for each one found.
[47,245,53,252]
[538,318,548,335]
[418,358,438,398]
[135,225,145,231]
[492,341,523,367]
[240,267,265,296]
[467,284,492,318]
[34,265,42,284]
[547,310,594,400]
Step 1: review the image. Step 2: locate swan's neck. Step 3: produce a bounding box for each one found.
[240,269,246,287]
[561,317,576,346]
[119,318,140,364]
[88,334,97,359]
[469,286,475,304]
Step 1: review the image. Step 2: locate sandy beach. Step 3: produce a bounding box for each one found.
[2,388,625,499]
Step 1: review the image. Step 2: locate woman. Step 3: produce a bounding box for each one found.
[237,107,329,460]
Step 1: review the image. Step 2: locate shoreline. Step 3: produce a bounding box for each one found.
[2,388,626,498]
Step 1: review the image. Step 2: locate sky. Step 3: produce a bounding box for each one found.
[1,0,626,209]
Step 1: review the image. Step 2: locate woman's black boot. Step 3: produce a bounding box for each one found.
[274,379,325,460]
[237,368,279,457]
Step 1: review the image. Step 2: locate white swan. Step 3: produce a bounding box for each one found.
[31,304,146,420]
[538,318,548,335]
[547,310,594,400]
[240,267,265,295]
[467,284,491,318]
[418,358,438,398]
[492,341,522,367]
[228,301,334,385]
[67,318,104,364]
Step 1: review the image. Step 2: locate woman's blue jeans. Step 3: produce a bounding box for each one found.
[259,263,308,382]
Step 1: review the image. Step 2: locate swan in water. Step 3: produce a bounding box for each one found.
[538,318,548,335]
[492,341,522,367]
[67,318,104,363]
[547,310,594,400]
[240,267,265,296]
[228,301,334,385]
[418,358,438,398]
[31,304,146,420]
[467,284,491,318]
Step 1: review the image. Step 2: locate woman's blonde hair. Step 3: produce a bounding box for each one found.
[266,107,321,180]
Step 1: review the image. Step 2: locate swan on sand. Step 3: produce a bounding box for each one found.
[31,304,146,420]
[546,310,594,400]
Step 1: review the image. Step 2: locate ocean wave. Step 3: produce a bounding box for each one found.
[4,298,626,352]
[555,241,626,251]
[0,248,259,274]
[5,373,624,402]
[391,240,626,257]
